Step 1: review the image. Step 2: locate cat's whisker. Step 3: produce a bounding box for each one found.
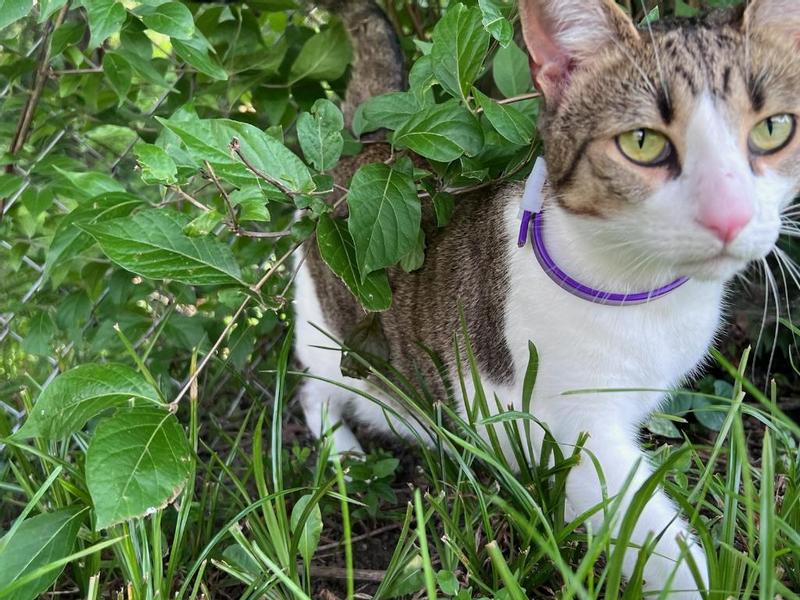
[638,0,671,107]
[773,249,800,354]
[756,257,782,383]
[751,258,772,379]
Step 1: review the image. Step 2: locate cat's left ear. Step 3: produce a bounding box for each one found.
[518,0,640,103]
[744,0,800,45]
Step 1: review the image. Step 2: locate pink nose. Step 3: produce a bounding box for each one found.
[698,209,752,243]
[696,173,754,244]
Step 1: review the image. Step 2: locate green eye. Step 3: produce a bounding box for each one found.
[616,129,672,166]
[749,114,796,154]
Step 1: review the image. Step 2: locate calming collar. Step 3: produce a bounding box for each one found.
[517,158,689,306]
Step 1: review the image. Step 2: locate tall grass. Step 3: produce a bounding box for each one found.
[1,327,798,599]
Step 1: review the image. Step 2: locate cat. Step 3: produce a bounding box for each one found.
[294,0,800,597]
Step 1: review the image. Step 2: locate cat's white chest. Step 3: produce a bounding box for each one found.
[498,208,726,431]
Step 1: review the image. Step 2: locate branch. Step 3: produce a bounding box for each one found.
[170,240,303,409]
[497,92,541,105]
[229,137,293,196]
[8,4,69,161]
[235,228,293,239]
[169,185,209,212]
[203,160,236,226]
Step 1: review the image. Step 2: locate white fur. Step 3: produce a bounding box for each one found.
[294,95,794,597]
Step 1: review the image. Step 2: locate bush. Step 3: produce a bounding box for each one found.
[1,1,799,598]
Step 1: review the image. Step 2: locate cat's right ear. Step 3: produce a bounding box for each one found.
[518,0,639,102]
[743,0,800,47]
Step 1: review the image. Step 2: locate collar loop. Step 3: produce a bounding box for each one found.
[517,158,689,306]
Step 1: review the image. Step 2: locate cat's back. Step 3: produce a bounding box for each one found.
[298,155,519,391]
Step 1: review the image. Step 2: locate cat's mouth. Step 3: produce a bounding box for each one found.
[679,250,749,280]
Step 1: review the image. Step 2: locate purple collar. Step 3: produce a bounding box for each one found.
[518,210,690,306]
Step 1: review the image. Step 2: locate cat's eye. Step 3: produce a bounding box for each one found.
[749,114,796,155]
[616,129,672,166]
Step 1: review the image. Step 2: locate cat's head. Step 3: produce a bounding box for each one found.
[520,0,800,282]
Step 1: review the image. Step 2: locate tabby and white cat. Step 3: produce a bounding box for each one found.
[294,0,800,596]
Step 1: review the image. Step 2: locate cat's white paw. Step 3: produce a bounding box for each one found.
[644,541,707,600]
[330,424,364,457]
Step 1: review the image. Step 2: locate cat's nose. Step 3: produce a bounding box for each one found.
[696,172,754,244]
[699,212,751,243]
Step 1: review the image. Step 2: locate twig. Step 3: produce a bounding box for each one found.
[309,566,387,582]
[235,229,293,239]
[316,522,402,553]
[53,67,103,75]
[229,137,293,197]
[169,186,209,212]
[8,4,69,160]
[497,92,541,105]
[203,160,237,227]
[170,240,302,409]
[473,92,541,115]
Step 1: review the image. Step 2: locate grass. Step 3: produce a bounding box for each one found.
[2,321,800,600]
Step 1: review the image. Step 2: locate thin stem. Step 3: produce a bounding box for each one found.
[170,240,302,408]
[170,186,209,212]
[229,137,293,197]
[8,3,70,160]
[235,229,294,239]
[203,160,237,227]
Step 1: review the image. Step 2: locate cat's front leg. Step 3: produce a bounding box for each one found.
[560,425,708,598]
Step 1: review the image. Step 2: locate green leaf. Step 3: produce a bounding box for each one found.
[43,193,142,279]
[86,407,192,530]
[157,116,314,193]
[291,494,323,565]
[393,100,484,162]
[347,163,420,279]
[493,41,532,98]
[84,0,127,49]
[296,99,344,172]
[360,92,422,133]
[183,209,224,237]
[0,174,23,198]
[80,209,244,285]
[474,89,534,145]
[694,381,733,431]
[437,570,460,595]
[645,415,682,439]
[0,508,84,599]
[134,142,178,185]
[14,364,162,439]
[38,0,67,22]
[103,52,132,102]
[431,4,490,100]
[54,167,126,199]
[117,23,169,87]
[399,229,425,273]
[316,214,391,312]
[675,0,700,16]
[289,19,352,83]
[385,554,426,598]
[21,311,54,357]
[433,192,455,227]
[51,21,85,56]
[138,2,194,39]
[478,0,513,47]
[173,36,228,80]
[0,0,32,30]
[640,5,660,26]
[372,457,399,478]
[230,187,270,222]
